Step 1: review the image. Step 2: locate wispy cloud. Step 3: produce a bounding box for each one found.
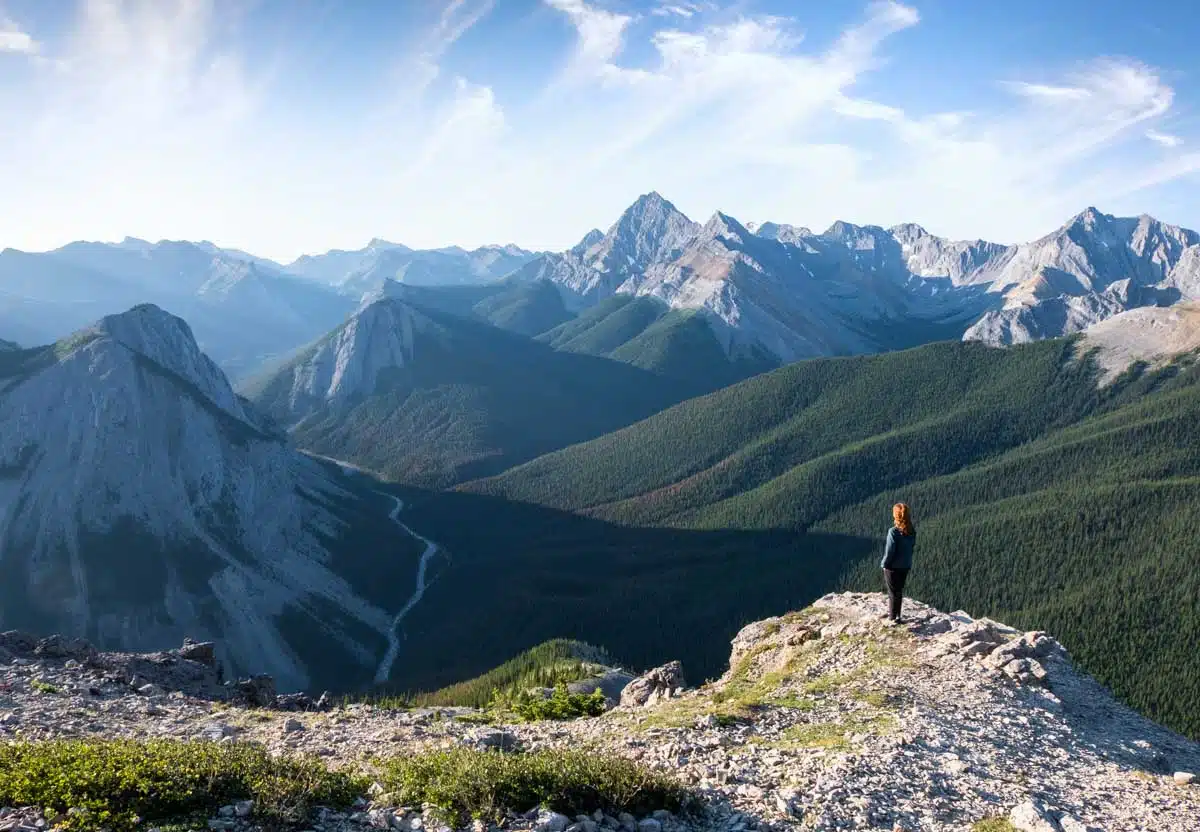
[1146,128,1183,148]
[650,2,706,18]
[1005,82,1092,101]
[412,0,496,91]
[544,0,637,83]
[0,16,38,54]
[1,1,1198,260]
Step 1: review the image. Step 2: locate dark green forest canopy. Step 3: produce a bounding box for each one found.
[391,338,1200,740]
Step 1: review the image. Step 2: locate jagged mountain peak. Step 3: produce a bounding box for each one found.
[1070,206,1108,226]
[701,211,750,243]
[628,190,670,210]
[78,303,255,425]
[571,193,701,290]
[608,191,694,237]
[571,229,605,255]
[888,222,931,242]
[751,221,815,244]
[367,237,408,251]
[821,219,893,244]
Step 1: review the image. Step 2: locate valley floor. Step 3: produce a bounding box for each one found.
[2,594,1198,832]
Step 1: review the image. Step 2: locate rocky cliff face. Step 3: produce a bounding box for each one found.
[254,298,438,421]
[0,305,403,692]
[2,593,1196,831]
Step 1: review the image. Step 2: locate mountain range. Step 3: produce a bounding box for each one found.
[286,239,538,296]
[3,195,1200,744]
[512,194,1200,367]
[6,197,1199,389]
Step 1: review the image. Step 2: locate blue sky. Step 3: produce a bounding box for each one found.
[1,0,1198,262]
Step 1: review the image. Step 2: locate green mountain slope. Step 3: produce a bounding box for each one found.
[243,299,694,488]
[391,339,1200,739]
[471,279,572,337]
[540,295,775,394]
[348,281,569,338]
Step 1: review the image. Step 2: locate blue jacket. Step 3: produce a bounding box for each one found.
[881,525,916,570]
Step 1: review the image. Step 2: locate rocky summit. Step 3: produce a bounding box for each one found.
[2,593,1198,832]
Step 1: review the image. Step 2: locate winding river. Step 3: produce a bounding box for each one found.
[372,493,441,684]
[307,452,443,685]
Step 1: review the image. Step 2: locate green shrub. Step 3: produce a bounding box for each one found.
[377,747,689,826]
[0,739,367,831]
[498,684,608,722]
[971,818,1018,832]
[30,679,59,694]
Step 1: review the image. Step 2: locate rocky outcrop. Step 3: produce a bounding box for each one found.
[3,595,1198,831]
[0,633,330,711]
[178,638,217,665]
[619,662,687,708]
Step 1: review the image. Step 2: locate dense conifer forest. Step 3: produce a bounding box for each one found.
[391,338,1200,739]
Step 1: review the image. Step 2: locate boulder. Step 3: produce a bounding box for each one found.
[534,811,570,832]
[197,722,238,741]
[231,674,277,707]
[987,632,1067,669]
[619,661,686,708]
[1009,799,1060,832]
[274,692,332,712]
[464,729,522,753]
[179,638,217,666]
[33,634,96,661]
[0,630,37,654]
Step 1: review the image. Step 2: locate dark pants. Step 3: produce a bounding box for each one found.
[883,568,910,620]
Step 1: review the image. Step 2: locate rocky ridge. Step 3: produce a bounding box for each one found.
[3,593,1197,832]
[513,196,1200,364]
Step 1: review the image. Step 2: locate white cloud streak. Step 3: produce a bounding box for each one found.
[0,16,38,53]
[1,0,1198,260]
[1146,128,1183,148]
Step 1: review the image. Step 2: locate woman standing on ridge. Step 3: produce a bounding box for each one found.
[881,502,916,623]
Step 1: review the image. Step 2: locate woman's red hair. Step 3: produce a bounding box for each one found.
[893,502,914,535]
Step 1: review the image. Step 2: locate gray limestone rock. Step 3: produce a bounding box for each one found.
[619,662,686,708]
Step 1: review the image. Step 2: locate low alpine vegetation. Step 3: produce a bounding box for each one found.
[493,684,608,722]
[377,747,690,827]
[0,739,690,832]
[0,739,367,832]
[971,818,1018,832]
